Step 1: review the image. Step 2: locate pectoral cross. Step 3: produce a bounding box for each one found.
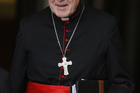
[58,57,72,75]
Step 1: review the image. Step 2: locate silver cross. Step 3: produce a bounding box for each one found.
[58,57,72,75]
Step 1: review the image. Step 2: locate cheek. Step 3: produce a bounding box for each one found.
[68,0,74,3]
[48,0,55,3]
[48,0,55,8]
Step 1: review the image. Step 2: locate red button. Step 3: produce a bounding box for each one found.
[66,30,71,32]
[66,48,70,51]
[60,67,64,69]
[65,39,69,42]
[61,76,65,78]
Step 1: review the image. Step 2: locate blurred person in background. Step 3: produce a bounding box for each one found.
[10,0,134,93]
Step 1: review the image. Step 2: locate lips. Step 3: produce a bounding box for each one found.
[55,4,68,7]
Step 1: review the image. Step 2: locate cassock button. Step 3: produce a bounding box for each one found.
[61,76,65,79]
[66,30,71,32]
[65,39,69,42]
[60,67,64,70]
[66,48,70,51]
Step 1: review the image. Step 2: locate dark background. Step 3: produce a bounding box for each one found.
[0,0,139,93]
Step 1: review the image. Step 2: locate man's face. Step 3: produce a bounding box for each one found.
[48,0,80,18]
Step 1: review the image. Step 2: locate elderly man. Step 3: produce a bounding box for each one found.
[10,0,134,93]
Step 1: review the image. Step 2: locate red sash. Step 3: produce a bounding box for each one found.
[26,81,70,93]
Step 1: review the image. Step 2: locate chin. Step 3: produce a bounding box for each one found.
[54,6,72,18]
[55,11,70,18]
[56,14,69,18]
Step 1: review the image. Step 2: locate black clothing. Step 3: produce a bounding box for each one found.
[10,4,134,93]
[0,68,9,93]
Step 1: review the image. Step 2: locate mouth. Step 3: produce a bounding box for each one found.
[55,4,68,7]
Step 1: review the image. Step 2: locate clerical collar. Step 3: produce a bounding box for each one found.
[61,18,70,21]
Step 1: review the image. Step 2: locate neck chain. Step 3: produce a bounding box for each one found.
[51,5,85,57]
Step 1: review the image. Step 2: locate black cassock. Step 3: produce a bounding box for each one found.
[10,3,134,93]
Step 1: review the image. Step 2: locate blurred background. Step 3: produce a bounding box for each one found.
[0,0,139,93]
